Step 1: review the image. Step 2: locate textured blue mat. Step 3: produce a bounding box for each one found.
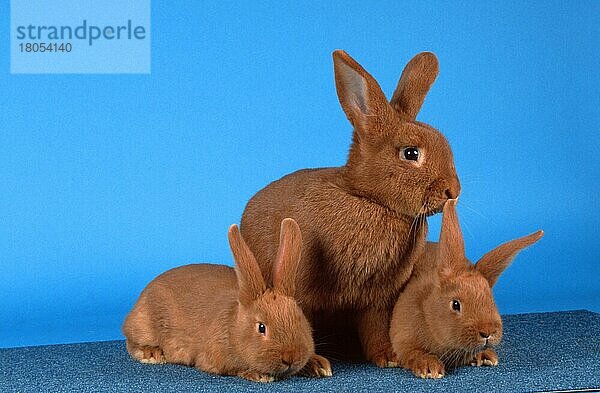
[1,310,599,393]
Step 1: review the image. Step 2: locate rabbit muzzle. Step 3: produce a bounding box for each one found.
[421,177,461,216]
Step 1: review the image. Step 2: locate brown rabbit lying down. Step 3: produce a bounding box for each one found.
[122,219,331,382]
[241,50,460,367]
[390,199,543,378]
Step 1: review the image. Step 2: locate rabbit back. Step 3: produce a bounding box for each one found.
[241,167,425,313]
[123,264,238,368]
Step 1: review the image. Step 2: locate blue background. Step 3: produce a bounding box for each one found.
[1,2,598,348]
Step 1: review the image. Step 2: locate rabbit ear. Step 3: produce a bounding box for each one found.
[390,52,439,120]
[272,218,302,297]
[437,199,466,267]
[333,50,391,133]
[228,224,267,304]
[476,230,544,287]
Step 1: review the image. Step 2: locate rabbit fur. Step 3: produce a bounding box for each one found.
[241,50,460,366]
[390,199,543,378]
[122,218,331,382]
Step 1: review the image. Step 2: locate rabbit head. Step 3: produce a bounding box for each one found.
[333,50,460,217]
[228,218,314,377]
[423,199,543,356]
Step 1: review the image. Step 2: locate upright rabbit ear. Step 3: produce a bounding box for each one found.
[228,224,267,304]
[272,218,302,297]
[333,50,391,134]
[390,52,439,120]
[438,199,466,268]
[476,230,544,287]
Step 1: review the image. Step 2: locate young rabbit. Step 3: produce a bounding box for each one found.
[241,50,460,367]
[122,218,331,382]
[390,199,543,378]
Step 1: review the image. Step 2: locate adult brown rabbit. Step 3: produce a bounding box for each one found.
[241,50,460,368]
[122,218,330,382]
[390,199,543,378]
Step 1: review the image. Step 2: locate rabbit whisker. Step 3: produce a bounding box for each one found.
[458,199,492,223]
[409,203,426,247]
[459,212,475,241]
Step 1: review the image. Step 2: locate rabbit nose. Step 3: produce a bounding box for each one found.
[444,177,461,199]
[479,331,491,339]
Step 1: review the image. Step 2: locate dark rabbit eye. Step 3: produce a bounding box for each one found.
[452,300,461,312]
[402,147,420,161]
[257,322,266,335]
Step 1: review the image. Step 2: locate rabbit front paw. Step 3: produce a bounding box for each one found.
[409,354,445,379]
[127,343,166,364]
[470,348,499,367]
[238,371,275,383]
[370,345,400,368]
[299,354,333,377]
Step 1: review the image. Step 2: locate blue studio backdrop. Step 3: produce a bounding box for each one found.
[1,2,598,348]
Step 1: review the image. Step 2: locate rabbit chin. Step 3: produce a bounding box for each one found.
[472,342,495,353]
[274,364,303,379]
[252,351,308,379]
[419,197,448,216]
[439,344,494,368]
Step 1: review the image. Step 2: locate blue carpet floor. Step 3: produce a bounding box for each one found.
[1,310,599,393]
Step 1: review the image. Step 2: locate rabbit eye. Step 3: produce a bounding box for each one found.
[257,322,266,335]
[452,300,461,312]
[402,147,420,161]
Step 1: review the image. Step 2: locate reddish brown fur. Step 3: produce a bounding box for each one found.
[390,199,543,378]
[122,219,331,382]
[241,50,460,366]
